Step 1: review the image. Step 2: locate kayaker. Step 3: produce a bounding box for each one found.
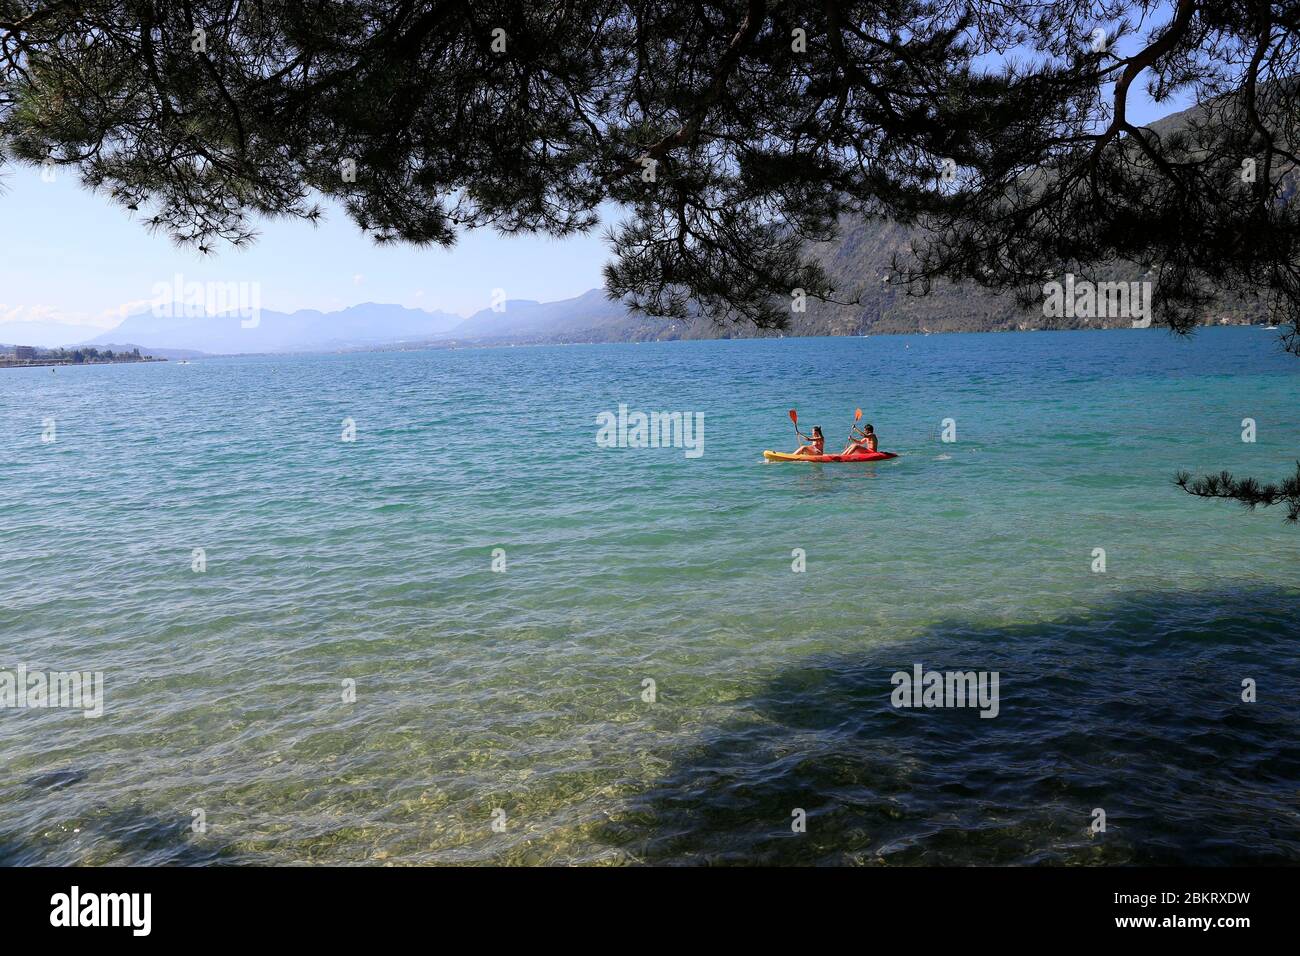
[794,425,826,457]
[842,423,878,456]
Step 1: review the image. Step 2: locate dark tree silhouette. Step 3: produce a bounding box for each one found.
[907,2,1300,349]
[2,1,1298,516]
[0,0,1130,325]
[1176,465,1300,522]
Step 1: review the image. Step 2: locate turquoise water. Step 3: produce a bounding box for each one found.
[1,327,1298,865]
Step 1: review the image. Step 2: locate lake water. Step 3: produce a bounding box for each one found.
[1,326,1298,864]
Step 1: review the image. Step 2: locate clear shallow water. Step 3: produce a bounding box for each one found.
[1,327,1297,865]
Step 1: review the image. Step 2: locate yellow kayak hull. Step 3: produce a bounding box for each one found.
[763,450,898,463]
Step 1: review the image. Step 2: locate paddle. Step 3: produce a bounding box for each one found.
[846,407,862,444]
[789,408,808,442]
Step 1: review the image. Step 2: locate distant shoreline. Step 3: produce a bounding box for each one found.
[0,357,166,369]
[0,318,1278,363]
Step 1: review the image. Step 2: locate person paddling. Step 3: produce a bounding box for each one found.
[794,425,826,457]
[842,422,878,456]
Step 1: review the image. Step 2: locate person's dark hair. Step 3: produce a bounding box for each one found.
[812,426,823,438]
[864,424,874,434]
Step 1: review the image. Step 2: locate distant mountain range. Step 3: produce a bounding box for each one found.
[82,301,465,354]
[2,272,1265,357]
[792,97,1272,337]
[0,101,1270,356]
[0,291,709,355]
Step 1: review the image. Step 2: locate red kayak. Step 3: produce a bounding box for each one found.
[763,450,898,462]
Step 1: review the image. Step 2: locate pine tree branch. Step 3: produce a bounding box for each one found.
[1175,463,1300,522]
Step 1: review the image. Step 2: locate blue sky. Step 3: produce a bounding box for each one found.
[0,172,614,330]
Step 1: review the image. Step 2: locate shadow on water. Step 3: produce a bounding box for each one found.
[0,806,234,866]
[3,587,1296,866]
[598,586,1300,865]
[1,773,234,866]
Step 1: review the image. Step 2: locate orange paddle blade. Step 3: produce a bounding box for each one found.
[788,409,798,424]
[854,408,862,421]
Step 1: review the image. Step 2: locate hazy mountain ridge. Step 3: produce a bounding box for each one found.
[5,269,1265,356]
[1,93,1272,355]
[80,301,464,354]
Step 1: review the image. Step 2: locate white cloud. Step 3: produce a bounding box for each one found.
[102,298,153,322]
[0,300,142,330]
